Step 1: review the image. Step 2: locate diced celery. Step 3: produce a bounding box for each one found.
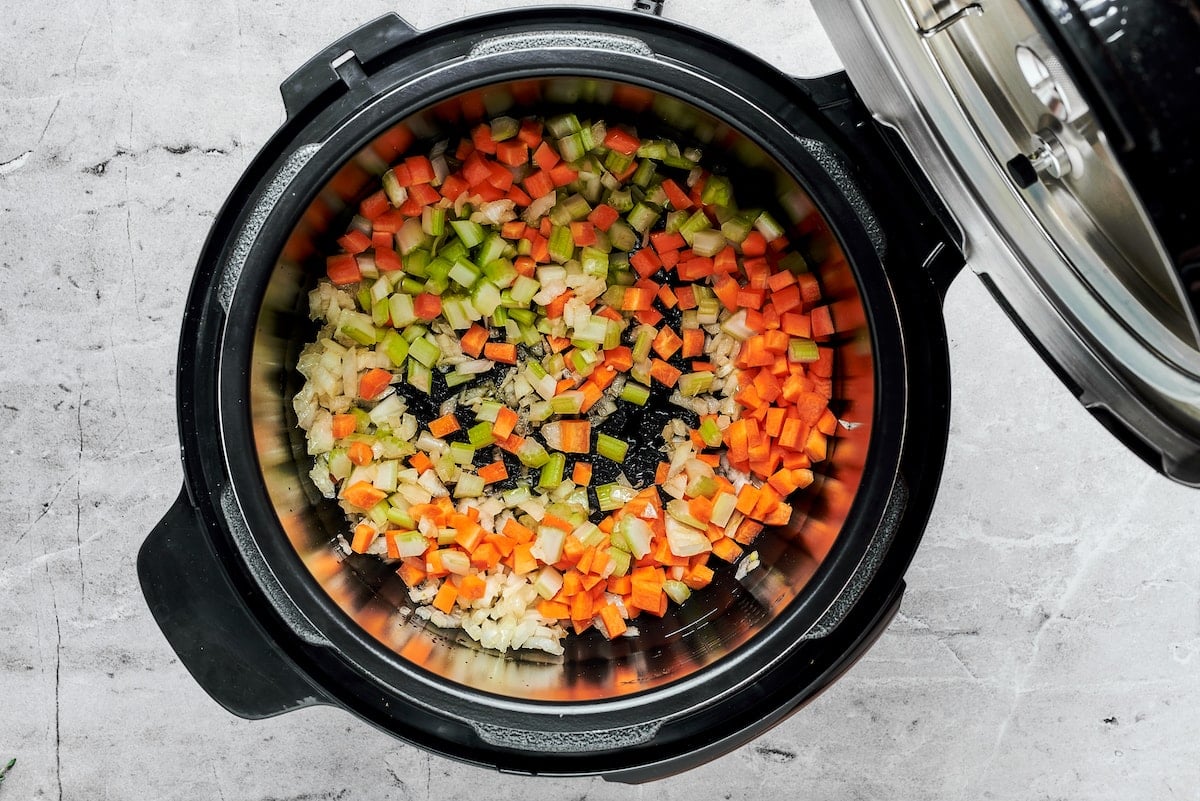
[558,132,586,163]
[604,149,633,174]
[392,530,427,558]
[444,370,474,388]
[406,360,432,394]
[477,234,507,267]
[685,474,718,499]
[754,210,785,241]
[710,492,737,528]
[690,229,727,258]
[532,564,564,598]
[548,225,575,263]
[551,391,585,414]
[408,336,441,367]
[678,371,714,397]
[788,338,819,363]
[699,417,723,448]
[607,546,631,576]
[580,246,609,277]
[381,169,407,206]
[385,504,416,530]
[401,323,428,343]
[631,159,657,188]
[517,438,550,468]
[545,113,582,138]
[538,453,565,490]
[627,201,662,233]
[490,115,520,141]
[619,380,650,406]
[467,421,495,448]
[405,249,432,278]
[502,485,532,506]
[721,213,755,244]
[440,296,473,330]
[338,311,376,346]
[471,281,502,317]
[482,258,518,288]
[612,515,652,558]
[371,298,390,327]
[438,238,468,264]
[510,275,540,304]
[636,140,669,159]
[449,219,486,249]
[399,276,425,296]
[423,275,449,296]
[778,251,809,273]
[700,174,733,207]
[527,399,554,422]
[663,580,692,605]
[596,433,628,463]
[397,218,428,255]
[631,324,656,363]
[449,442,475,466]
[678,209,712,245]
[422,206,445,237]
[454,472,485,499]
[448,258,481,289]
[379,329,409,367]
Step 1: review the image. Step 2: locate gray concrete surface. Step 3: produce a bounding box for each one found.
[1,1,1196,799]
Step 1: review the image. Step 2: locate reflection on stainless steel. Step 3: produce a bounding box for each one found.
[250,77,876,700]
[813,0,1200,484]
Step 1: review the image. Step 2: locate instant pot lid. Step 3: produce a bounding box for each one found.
[814,0,1200,485]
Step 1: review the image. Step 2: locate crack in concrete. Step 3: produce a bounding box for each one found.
[83,141,233,175]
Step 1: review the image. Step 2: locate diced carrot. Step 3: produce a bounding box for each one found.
[396,557,426,588]
[477,460,509,484]
[413,293,442,321]
[495,140,528,166]
[651,231,686,253]
[603,127,641,156]
[358,190,390,220]
[533,141,560,170]
[511,542,538,574]
[578,380,603,412]
[659,178,692,210]
[484,342,518,364]
[556,420,591,453]
[518,118,544,148]
[338,229,372,254]
[343,481,386,510]
[570,221,597,247]
[620,286,654,311]
[741,230,767,257]
[326,253,361,285]
[538,599,570,620]
[598,603,627,639]
[409,451,433,473]
[358,368,392,400]
[652,326,683,360]
[491,406,518,441]
[460,324,489,358]
[549,163,579,187]
[710,536,743,563]
[603,345,633,372]
[734,483,760,515]
[503,518,535,544]
[630,247,662,278]
[348,440,374,466]
[804,428,828,462]
[655,461,670,485]
[587,203,620,232]
[331,414,357,439]
[428,413,461,439]
[432,580,459,613]
[350,523,376,554]
[469,542,502,570]
[811,305,835,338]
[458,573,487,601]
[572,461,592,486]
[681,328,705,358]
[522,169,555,199]
[733,517,764,545]
[649,359,682,388]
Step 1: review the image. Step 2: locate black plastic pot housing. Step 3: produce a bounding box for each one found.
[139,7,963,781]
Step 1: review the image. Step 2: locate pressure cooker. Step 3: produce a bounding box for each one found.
[138,0,1200,782]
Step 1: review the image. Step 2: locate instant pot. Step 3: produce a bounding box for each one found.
[138,0,1200,782]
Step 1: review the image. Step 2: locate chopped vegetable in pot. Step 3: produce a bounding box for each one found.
[294,112,836,655]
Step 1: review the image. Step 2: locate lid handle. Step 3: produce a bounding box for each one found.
[279,13,418,121]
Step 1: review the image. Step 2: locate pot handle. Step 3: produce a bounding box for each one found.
[279,13,418,121]
[138,488,330,719]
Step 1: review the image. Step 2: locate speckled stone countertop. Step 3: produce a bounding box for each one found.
[1,1,1196,799]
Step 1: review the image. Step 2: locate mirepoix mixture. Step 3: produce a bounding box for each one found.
[294,112,837,655]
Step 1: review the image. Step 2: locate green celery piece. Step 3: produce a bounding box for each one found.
[596,433,628,463]
[379,329,409,367]
[406,360,432,394]
[538,453,566,490]
[449,219,485,249]
[467,421,495,448]
[408,336,440,367]
[548,225,575,263]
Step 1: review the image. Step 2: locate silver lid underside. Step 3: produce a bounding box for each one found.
[813,0,1200,485]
